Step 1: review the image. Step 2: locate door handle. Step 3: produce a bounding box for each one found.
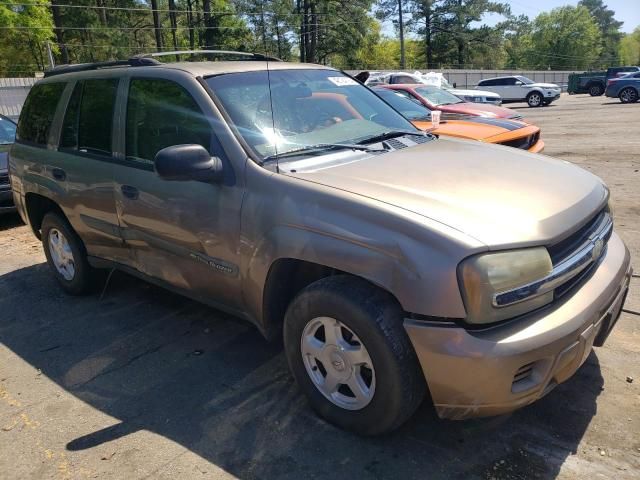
[120,185,139,200]
[52,168,66,181]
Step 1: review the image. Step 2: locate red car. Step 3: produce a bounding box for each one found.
[381,84,523,120]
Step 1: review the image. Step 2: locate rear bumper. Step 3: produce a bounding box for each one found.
[404,232,631,420]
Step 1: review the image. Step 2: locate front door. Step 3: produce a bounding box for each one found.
[113,76,244,312]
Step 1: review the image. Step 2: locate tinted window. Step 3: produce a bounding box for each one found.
[0,116,17,145]
[413,86,463,106]
[61,79,118,155]
[126,78,211,163]
[479,79,500,86]
[17,82,65,145]
[392,75,419,84]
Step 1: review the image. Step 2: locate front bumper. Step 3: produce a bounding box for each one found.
[527,139,544,153]
[404,232,631,420]
[543,92,561,102]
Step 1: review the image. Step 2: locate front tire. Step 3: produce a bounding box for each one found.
[283,275,426,435]
[42,212,101,295]
[619,87,638,104]
[527,91,543,107]
[588,83,603,96]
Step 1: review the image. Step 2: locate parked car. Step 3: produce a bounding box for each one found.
[10,53,632,435]
[568,66,640,96]
[372,87,543,152]
[380,84,522,120]
[476,76,561,107]
[605,71,640,103]
[365,71,502,105]
[0,114,17,214]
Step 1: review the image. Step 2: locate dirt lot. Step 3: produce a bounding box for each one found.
[1,94,639,480]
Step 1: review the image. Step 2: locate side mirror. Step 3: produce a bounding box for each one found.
[515,81,523,86]
[154,144,224,182]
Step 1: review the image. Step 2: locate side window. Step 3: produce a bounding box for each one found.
[125,78,211,164]
[61,79,118,155]
[503,78,517,86]
[16,82,66,145]
[479,79,496,87]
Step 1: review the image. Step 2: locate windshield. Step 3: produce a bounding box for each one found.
[0,116,17,145]
[374,88,431,121]
[516,76,535,85]
[413,86,463,106]
[206,69,417,161]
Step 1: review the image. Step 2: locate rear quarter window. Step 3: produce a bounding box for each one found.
[17,82,66,145]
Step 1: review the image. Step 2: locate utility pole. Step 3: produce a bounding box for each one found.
[46,42,55,69]
[398,0,405,69]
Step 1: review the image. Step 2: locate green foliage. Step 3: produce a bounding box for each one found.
[0,1,55,75]
[524,6,602,69]
[619,27,640,65]
[578,0,623,65]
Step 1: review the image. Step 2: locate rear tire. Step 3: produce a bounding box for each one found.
[619,87,638,104]
[42,212,102,295]
[527,91,543,107]
[588,83,603,96]
[283,275,426,435]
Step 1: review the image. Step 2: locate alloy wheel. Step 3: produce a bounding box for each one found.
[300,316,376,410]
[528,93,542,107]
[48,228,76,281]
[620,88,637,103]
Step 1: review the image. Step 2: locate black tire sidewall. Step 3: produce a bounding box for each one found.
[283,276,424,435]
[42,213,95,295]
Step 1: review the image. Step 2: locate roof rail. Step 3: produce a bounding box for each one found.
[43,57,161,78]
[132,50,282,62]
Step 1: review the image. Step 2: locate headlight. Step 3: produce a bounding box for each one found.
[458,247,553,325]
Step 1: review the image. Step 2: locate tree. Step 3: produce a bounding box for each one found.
[619,27,640,65]
[525,6,602,70]
[0,1,56,75]
[578,0,623,66]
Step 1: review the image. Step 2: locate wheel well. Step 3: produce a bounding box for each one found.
[24,193,66,240]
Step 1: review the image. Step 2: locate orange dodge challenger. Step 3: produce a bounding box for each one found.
[373,87,544,153]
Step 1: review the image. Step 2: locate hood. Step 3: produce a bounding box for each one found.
[530,83,560,89]
[286,138,606,248]
[439,102,520,119]
[449,88,500,99]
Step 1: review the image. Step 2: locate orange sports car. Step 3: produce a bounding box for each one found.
[373,87,544,153]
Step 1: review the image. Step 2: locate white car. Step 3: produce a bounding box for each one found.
[365,71,502,105]
[476,76,562,107]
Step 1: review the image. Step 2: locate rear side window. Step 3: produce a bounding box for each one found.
[17,82,66,145]
[479,79,498,86]
[61,79,118,156]
[125,78,211,163]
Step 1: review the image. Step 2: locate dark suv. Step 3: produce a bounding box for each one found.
[0,113,17,213]
[9,52,631,435]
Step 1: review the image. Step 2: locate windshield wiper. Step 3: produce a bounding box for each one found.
[261,143,383,163]
[357,130,430,145]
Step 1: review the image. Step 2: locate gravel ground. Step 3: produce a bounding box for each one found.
[0,94,639,480]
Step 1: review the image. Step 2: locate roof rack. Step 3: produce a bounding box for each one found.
[43,50,281,78]
[43,57,161,78]
[131,50,282,62]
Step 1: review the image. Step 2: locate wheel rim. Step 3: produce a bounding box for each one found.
[621,88,636,103]
[48,228,76,281]
[590,86,600,95]
[300,316,376,410]
[529,94,541,106]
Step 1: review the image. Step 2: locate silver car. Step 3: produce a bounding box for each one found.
[477,75,562,107]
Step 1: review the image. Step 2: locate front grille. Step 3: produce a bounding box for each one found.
[499,131,540,150]
[549,209,612,299]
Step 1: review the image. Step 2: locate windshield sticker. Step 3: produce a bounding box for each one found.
[328,76,358,86]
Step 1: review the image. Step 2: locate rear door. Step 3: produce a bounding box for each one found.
[55,77,128,263]
[112,74,245,312]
